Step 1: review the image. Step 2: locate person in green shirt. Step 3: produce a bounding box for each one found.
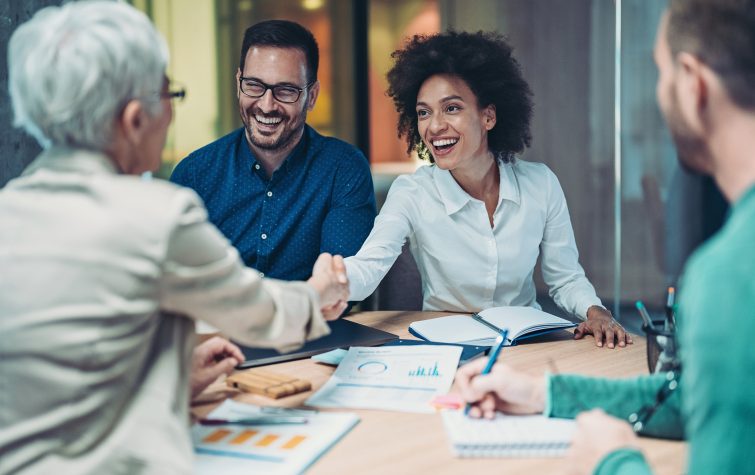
[455,0,755,473]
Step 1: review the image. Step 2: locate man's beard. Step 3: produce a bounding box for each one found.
[245,109,306,152]
[664,91,714,176]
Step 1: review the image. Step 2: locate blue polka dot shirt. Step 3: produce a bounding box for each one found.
[170,126,377,281]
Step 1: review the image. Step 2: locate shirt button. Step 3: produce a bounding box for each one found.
[261,233,267,240]
[254,164,261,170]
[259,272,265,278]
[266,191,273,197]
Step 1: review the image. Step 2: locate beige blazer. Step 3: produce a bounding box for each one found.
[0,147,328,474]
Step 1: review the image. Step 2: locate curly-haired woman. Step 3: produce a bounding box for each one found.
[345,31,630,348]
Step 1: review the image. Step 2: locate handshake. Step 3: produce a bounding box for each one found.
[306,253,350,320]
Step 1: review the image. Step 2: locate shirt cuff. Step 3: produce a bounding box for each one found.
[579,301,606,320]
[543,373,554,417]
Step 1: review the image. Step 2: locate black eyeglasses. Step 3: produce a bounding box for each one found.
[161,88,186,102]
[159,78,186,103]
[628,370,679,432]
[238,77,314,104]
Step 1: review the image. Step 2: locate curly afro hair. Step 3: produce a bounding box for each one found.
[386,31,533,163]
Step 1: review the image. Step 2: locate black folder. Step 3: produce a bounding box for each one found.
[234,318,398,369]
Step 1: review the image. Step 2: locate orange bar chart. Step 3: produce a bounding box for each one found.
[230,430,258,444]
[202,429,232,443]
[282,435,307,450]
[255,434,279,447]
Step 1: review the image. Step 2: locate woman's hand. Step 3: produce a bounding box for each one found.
[455,358,546,418]
[190,337,244,399]
[574,306,633,349]
[307,253,350,320]
[566,409,640,475]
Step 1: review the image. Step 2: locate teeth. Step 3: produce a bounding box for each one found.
[432,138,458,147]
[255,115,283,125]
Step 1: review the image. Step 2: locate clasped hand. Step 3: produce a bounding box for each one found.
[307,252,350,320]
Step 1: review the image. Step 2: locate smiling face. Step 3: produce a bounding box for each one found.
[415,74,496,171]
[236,46,318,156]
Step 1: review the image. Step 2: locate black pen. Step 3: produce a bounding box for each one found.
[199,416,309,425]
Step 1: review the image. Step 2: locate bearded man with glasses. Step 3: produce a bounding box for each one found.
[171,20,376,300]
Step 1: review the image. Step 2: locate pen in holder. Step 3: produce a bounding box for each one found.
[642,323,679,374]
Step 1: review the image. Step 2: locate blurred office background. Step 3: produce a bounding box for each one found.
[1,0,727,323]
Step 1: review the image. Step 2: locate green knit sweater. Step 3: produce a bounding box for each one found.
[546,186,755,474]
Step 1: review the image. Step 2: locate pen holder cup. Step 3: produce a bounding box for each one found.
[642,324,679,374]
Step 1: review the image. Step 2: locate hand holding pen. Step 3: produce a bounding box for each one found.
[454,330,547,418]
[464,330,507,415]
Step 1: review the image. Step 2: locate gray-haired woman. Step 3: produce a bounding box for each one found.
[0,2,347,473]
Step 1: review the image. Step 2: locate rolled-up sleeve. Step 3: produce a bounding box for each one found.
[158,190,329,352]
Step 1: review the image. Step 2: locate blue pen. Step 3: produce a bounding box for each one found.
[464,329,509,415]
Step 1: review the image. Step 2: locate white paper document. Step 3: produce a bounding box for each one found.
[306,345,462,413]
[193,399,358,475]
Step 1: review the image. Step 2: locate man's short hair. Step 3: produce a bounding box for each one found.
[8,1,168,150]
[239,20,319,84]
[668,0,755,109]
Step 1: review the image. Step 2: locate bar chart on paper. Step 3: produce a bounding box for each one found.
[306,345,462,413]
[408,362,441,377]
[193,399,359,475]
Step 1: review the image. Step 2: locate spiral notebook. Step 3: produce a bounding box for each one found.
[441,410,576,458]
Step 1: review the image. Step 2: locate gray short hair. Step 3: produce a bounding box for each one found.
[8,1,169,150]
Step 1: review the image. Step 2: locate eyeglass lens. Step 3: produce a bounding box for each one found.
[240,79,304,103]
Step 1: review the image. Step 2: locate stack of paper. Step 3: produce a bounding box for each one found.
[193,399,358,475]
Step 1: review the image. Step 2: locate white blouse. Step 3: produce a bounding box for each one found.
[345,159,602,318]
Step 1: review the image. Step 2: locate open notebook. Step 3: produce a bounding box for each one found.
[409,306,576,347]
[441,410,576,458]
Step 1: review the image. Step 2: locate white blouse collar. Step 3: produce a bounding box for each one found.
[433,159,521,216]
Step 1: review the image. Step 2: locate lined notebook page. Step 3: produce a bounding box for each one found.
[441,411,576,458]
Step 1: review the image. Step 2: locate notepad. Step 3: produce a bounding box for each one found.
[441,410,576,458]
[409,306,576,347]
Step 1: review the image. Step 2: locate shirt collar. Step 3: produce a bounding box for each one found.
[242,125,311,174]
[433,165,470,215]
[23,146,119,177]
[499,160,521,206]
[433,159,521,216]
[734,183,755,212]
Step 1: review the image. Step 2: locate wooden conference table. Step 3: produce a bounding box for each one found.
[193,311,687,475]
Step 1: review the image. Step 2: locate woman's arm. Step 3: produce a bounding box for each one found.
[344,176,416,302]
[538,167,603,319]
